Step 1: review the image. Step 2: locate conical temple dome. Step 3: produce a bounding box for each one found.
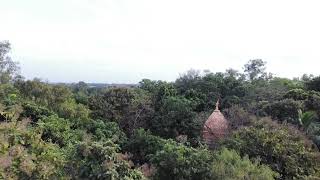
[202,100,228,147]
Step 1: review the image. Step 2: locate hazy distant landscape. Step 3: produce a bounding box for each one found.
[56,83,138,89]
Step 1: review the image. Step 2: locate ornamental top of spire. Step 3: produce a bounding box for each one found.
[215,99,220,111]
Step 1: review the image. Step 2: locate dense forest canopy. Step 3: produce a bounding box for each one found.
[1,41,320,179]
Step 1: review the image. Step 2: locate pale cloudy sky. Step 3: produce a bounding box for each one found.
[0,0,319,83]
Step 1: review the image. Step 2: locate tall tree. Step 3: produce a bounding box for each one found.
[244,59,269,81]
[0,41,20,84]
[89,88,154,135]
[306,76,320,92]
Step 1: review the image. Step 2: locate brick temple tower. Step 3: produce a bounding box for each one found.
[202,100,228,147]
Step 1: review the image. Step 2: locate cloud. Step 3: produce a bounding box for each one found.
[1,0,319,83]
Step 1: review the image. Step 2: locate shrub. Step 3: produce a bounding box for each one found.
[151,96,200,139]
[306,76,320,92]
[37,115,85,146]
[124,129,166,164]
[126,129,278,180]
[262,99,302,124]
[151,142,214,180]
[211,148,278,180]
[21,102,53,122]
[283,89,309,100]
[67,141,144,180]
[223,105,252,130]
[0,119,67,179]
[222,118,320,179]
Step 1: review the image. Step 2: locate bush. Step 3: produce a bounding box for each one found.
[124,129,166,164]
[150,142,214,180]
[211,148,278,180]
[262,99,302,124]
[21,102,53,122]
[222,118,320,179]
[88,88,154,135]
[57,100,90,120]
[306,76,320,92]
[223,105,252,130]
[126,129,277,180]
[283,89,309,101]
[67,141,144,180]
[87,120,127,146]
[0,119,67,179]
[151,96,200,139]
[0,84,20,105]
[150,140,277,180]
[305,91,320,118]
[37,115,85,146]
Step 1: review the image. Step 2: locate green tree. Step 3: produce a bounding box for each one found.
[67,140,144,180]
[0,119,67,179]
[150,142,215,180]
[56,99,90,120]
[151,96,200,139]
[284,88,309,100]
[222,118,320,179]
[126,129,277,180]
[0,84,20,106]
[89,88,154,135]
[223,105,252,130]
[21,102,53,122]
[262,99,302,124]
[306,76,320,92]
[15,79,74,111]
[14,79,50,105]
[124,129,167,164]
[305,91,320,118]
[0,41,20,84]
[244,59,269,81]
[175,70,246,111]
[211,148,278,180]
[299,111,318,130]
[37,115,85,147]
[87,120,127,146]
[71,81,90,105]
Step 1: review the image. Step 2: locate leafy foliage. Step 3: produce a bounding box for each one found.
[20,102,53,122]
[262,99,302,124]
[0,119,67,179]
[299,111,318,129]
[89,88,154,135]
[150,142,215,180]
[244,59,268,81]
[127,129,277,180]
[124,129,166,164]
[37,115,84,147]
[211,148,278,180]
[151,96,200,139]
[222,118,320,179]
[284,88,309,100]
[68,141,144,180]
[0,41,20,84]
[223,105,252,130]
[306,76,320,92]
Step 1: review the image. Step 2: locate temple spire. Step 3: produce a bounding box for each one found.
[215,99,219,111]
[203,98,228,148]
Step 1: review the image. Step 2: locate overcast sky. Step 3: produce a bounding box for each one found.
[0,0,319,83]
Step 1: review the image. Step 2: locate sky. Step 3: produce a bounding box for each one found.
[0,0,320,83]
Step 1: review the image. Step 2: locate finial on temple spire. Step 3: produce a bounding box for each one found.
[215,99,219,111]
